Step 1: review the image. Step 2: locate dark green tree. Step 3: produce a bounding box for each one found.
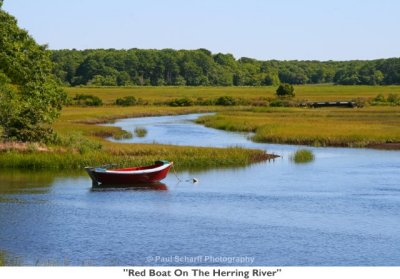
[0,3,66,142]
[276,83,295,97]
[263,72,280,86]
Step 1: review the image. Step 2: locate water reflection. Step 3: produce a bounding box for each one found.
[0,250,5,266]
[0,170,85,205]
[91,182,168,192]
[0,170,55,195]
[0,250,21,266]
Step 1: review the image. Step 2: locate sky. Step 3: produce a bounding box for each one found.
[3,0,400,61]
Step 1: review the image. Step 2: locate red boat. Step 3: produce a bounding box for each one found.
[85,160,173,187]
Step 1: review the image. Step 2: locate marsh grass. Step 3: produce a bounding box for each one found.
[0,105,275,170]
[4,85,399,170]
[57,132,102,154]
[64,85,400,104]
[134,127,147,137]
[0,146,273,170]
[197,107,400,148]
[112,130,133,140]
[290,149,315,163]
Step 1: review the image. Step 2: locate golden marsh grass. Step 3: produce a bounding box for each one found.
[197,106,400,148]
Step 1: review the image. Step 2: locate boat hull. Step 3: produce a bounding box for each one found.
[85,161,173,186]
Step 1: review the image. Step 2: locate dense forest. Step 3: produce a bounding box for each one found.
[51,48,400,87]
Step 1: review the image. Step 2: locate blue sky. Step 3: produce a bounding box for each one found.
[3,0,400,60]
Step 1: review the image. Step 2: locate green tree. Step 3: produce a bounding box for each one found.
[276,83,295,97]
[0,3,66,142]
[181,61,204,85]
[116,71,132,86]
[209,65,233,86]
[263,72,280,86]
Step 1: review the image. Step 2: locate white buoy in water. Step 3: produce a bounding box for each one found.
[187,178,199,183]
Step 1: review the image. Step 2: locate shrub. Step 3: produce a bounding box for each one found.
[373,94,386,103]
[250,98,269,107]
[168,97,194,107]
[269,99,286,107]
[269,99,289,107]
[352,98,367,108]
[269,98,299,107]
[371,93,400,106]
[115,96,138,106]
[276,83,295,98]
[195,97,215,106]
[215,96,237,106]
[73,94,103,106]
[64,96,74,106]
[387,94,400,105]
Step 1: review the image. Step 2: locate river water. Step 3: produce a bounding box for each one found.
[1,113,399,266]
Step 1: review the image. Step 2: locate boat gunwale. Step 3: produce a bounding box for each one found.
[88,161,173,175]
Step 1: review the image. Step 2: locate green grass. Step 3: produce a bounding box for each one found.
[290,149,315,163]
[0,146,273,170]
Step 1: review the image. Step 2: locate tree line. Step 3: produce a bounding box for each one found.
[51,48,400,86]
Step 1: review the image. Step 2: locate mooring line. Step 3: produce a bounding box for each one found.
[172,164,182,182]
[171,164,199,184]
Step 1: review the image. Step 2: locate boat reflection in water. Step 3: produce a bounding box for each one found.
[90,182,168,192]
